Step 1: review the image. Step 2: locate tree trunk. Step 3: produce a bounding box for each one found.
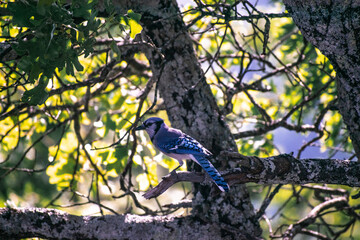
[112,0,262,237]
[283,0,360,160]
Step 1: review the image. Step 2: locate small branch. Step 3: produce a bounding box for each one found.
[143,172,204,199]
[163,199,193,209]
[298,229,330,240]
[283,197,348,239]
[255,184,283,219]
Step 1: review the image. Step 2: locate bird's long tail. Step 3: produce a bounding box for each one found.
[193,155,230,192]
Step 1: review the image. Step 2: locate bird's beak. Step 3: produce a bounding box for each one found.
[134,124,145,131]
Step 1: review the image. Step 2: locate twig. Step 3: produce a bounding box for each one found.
[283,197,348,239]
[143,172,205,199]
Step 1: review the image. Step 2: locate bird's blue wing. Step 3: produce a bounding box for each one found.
[157,134,211,156]
[157,135,229,192]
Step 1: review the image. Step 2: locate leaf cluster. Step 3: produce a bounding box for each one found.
[2,0,142,106]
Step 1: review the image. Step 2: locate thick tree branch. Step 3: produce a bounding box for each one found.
[0,207,248,240]
[222,152,360,187]
[143,152,360,199]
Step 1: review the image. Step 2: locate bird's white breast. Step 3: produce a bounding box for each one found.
[164,152,200,165]
[164,152,191,161]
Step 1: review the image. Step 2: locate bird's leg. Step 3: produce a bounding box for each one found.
[170,160,183,176]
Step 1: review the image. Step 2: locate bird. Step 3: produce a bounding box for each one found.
[135,117,229,192]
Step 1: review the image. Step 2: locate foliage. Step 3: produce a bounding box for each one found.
[0,0,358,239]
[2,0,142,105]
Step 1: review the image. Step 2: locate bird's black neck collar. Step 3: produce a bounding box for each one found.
[151,121,163,141]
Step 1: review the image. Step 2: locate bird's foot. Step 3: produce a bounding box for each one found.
[170,170,177,177]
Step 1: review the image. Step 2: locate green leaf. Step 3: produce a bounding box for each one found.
[7,2,39,27]
[105,114,116,131]
[46,155,78,189]
[126,10,142,39]
[28,63,42,84]
[105,146,128,176]
[37,0,54,16]
[72,56,84,72]
[100,113,117,137]
[22,75,49,105]
[110,41,121,60]
[127,10,142,23]
[65,60,74,76]
[127,18,142,39]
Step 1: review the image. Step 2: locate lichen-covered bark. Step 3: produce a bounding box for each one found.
[143,153,360,199]
[0,207,253,240]
[222,152,360,187]
[283,0,360,159]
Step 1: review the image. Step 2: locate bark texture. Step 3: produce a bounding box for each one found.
[283,0,360,159]
[222,152,360,187]
[109,0,262,238]
[0,207,251,240]
[143,153,360,199]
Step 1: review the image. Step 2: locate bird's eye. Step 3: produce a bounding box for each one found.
[144,122,153,127]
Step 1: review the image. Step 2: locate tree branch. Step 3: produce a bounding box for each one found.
[143,172,205,199]
[222,152,360,187]
[143,152,360,199]
[0,207,240,240]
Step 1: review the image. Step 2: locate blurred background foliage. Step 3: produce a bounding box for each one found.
[0,0,359,239]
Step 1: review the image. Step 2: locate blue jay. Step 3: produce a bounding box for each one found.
[135,117,229,192]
